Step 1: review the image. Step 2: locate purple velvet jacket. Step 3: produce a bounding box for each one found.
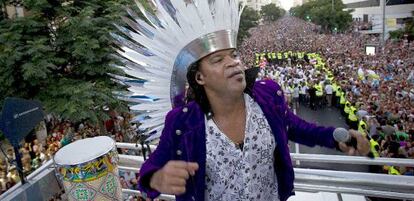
[138,80,336,201]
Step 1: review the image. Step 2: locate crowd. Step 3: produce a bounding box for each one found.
[1,15,413,199]
[0,111,149,200]
[239,17,414,176]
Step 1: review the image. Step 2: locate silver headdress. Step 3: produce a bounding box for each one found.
[112,0,244,141]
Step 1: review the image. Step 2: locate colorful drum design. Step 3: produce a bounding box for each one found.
[54,136,122,201]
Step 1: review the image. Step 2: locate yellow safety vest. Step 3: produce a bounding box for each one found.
[315,84,323,96]
[340,92,346,104]
[320,62,325,67]
[344,101,351,114]
[267,52,272,59]
[260,53,266,60]
[336,87,342,97]
[327,74,334,82]
[272,52,276,59]
[298,52,303,59]
[332,83,338,93]
[370,139,380,158]
[358,120,367,136]
[255,53,260,60]
[358,71,364,80]
[284,52,289,59]
[388,166,401,175]
[348,107,358,121]
[288,86,294,93]
[277,53,282,59]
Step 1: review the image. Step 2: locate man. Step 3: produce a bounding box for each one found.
[138,49,370,201]
[113,1,371,201]
[299,82,309,105]
[325,81,334,107]
[292,84,300,109]
[308,83,317,110]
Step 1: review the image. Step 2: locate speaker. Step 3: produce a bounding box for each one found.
[0,97,44,146]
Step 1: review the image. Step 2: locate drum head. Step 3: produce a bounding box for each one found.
[54,136,115,165]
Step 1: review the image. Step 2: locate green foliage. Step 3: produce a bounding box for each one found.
[290,0,353,33]
[389,29,405,39]
[260,3,285,23]
[0,0,6,20]
[0,15,55,100]
[0,0,144,124]
[238,7,260,43]
[389,16,414,40]
[37,79,119,123]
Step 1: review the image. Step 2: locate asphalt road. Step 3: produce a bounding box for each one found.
[289,104,370,172]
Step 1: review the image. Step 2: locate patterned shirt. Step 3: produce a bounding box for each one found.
[205,94,279,201]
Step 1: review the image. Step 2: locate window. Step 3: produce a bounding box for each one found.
[363,14,369,23]
[387,0,414,5]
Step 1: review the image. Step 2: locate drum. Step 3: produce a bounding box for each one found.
[54,136,122,201]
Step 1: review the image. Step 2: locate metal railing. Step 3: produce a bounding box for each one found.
[290,153,414,167]
[116,142,414,167]
[1,142,414,201]
[115,151,414,200]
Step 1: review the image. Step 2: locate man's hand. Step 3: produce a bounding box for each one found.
[149,161,199,195]
[338,130,370,156]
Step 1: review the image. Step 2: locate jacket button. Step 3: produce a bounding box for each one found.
[176,150,182,156]
[191,196,195,200]
[182,107,188,113]
[260,81,266,85]
[277,90,282,96]
[176,130,182,135]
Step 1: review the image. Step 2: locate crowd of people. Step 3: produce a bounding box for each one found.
[239,17,414,175]
[1,15,413,199]
[0,111,147,200]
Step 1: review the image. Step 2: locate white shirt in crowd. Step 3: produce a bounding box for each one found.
[300,85,309,95]
[293,87,300,98]
[325,84,333,95]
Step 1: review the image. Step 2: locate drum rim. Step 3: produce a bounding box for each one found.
[53,136,116,166]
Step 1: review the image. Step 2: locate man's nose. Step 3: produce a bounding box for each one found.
[225,56,240,68]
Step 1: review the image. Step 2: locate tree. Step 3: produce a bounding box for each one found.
[0,0,153,124]
[260,3,285,23]
[0,0,6,20]
[389,13,414,41]
[290,0,353,33]
[238,6,260,43]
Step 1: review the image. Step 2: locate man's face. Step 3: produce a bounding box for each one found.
[196,49,246,96]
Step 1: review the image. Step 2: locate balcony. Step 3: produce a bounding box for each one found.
[1,142,414,201]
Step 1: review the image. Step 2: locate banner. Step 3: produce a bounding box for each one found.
[386,18,397,28]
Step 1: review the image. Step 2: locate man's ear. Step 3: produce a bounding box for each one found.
[195,72,205,85]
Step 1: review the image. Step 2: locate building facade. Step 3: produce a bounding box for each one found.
[343,0,414,37]
[245,0,273,11]
[293,0,304,7]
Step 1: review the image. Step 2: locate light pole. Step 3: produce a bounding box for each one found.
[381,0,388,48]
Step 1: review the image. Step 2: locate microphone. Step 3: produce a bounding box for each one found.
[333,128,358,150]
